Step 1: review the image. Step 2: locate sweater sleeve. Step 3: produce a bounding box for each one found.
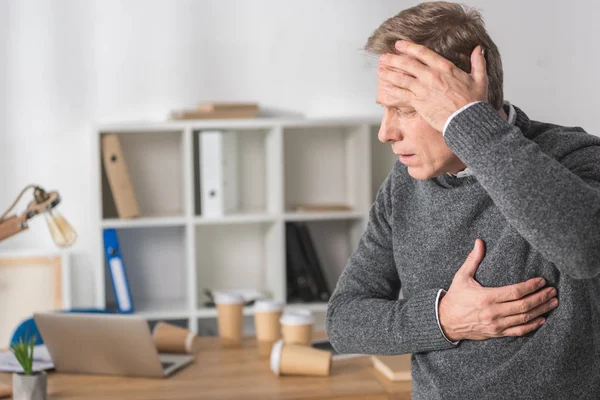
[325,171,458,355]
[444,101,600,279]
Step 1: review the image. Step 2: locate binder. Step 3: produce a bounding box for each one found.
[295,222,331,301]
[101,135,141,219]
[285,223,318,302]
[103,229,134,313]
[199,131,239,217]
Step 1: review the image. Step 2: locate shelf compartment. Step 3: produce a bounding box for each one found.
[100,130,185,219]
[193,128,276,217]
[283,125,370,214]
[195,222,284,309]
[370,124,397,203]
[103,226,189,316]
[284,219,365,302]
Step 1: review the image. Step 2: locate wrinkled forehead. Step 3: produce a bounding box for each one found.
[375,79,412,109]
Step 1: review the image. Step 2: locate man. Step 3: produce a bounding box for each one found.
[325,2,600,399]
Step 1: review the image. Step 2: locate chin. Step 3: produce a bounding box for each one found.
[407,167,436,181]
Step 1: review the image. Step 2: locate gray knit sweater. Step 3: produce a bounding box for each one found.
[326,101,600,399]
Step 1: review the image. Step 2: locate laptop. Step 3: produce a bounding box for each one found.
[33,312,195,378]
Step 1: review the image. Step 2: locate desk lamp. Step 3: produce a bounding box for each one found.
[0,184,77,247]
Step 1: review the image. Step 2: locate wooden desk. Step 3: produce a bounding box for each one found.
[0,335,411,399]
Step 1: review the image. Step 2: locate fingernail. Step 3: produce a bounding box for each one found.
[385,85,391,93]
[379,54,388,64]
[539,319,546,325]
[537,278,546,288]
[549,288,557,297]
[551,299,559,307]
[395,40,403,50]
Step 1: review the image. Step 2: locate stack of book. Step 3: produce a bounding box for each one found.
[285,222,331,303]
[170,102,260,120]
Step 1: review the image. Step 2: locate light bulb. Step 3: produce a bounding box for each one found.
[44,208,77,247]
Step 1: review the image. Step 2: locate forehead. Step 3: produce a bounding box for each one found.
[376,81,412,109]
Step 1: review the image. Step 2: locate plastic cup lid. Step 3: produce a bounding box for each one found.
[254,299,284,313]
[285,308,312,316]
[213,291,245,305]
[280,309,314,325]
[270,339,284,375]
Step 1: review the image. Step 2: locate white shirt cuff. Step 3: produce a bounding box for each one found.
[435,289,460,345]
[442,101,483,136]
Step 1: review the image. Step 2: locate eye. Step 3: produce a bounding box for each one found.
[396,109,417,118]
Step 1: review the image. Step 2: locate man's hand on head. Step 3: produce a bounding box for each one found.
[377,41,488,132]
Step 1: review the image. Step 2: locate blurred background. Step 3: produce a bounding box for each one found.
[0,0,597,310]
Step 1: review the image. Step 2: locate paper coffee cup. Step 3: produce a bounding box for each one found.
[214,291,245,346]
[152,322,198,354]
[280,309,314,346]
[270,340,332,377]
[257,340,277,360]
[254,300,284,343]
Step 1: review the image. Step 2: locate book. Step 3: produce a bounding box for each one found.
[197,102,259,113]
[370,354,412,381]
[199,131,239,217]
[295,222,331,301]
[170,106,259,120]
[103,229,134,313]
[101,135,141,219]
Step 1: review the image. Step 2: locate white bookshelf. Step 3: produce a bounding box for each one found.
[92,116,396,334]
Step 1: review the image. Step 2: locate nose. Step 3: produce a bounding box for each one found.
[378,112,402,143]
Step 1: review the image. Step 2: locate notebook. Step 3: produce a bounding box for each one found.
[371,354,412,381]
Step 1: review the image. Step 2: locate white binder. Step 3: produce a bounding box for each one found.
[199,131,239,216]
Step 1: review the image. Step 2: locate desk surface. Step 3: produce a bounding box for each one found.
[0,334,411,400]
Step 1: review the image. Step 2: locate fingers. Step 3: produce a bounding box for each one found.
[495,286,557,317]
[500,317,546,337]
[494,295,558,332]
[470,44,488,95]
[377,67,418,93]
[380,52,429,81]
[394,40,453,71]
[490,277,546,303]
[456,239,485,279]
[377,78,414,104]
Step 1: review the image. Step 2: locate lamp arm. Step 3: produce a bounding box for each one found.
[0,184,38,222]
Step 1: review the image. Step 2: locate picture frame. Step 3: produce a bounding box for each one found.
[0,250,71,348]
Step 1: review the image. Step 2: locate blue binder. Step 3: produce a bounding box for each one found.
[103,229,134,313]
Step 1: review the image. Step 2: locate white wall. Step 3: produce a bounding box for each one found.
[1,0,598,307]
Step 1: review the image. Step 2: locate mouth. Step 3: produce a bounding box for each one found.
[397,154,415,163]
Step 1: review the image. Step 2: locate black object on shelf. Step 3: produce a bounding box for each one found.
[295,222,331,302]
[285,222,331,303]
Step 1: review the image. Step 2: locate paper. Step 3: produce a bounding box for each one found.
[0,345,54,373]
